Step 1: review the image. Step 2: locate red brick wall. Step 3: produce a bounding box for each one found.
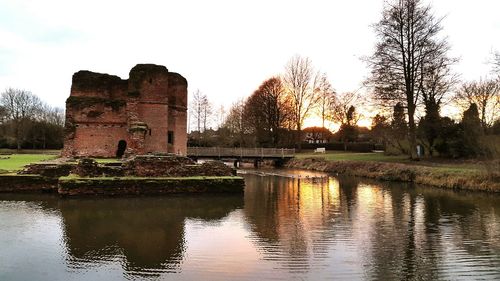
[62,64,188,158]
[138,103,169,154]
[134,74,169,103]
[73,125,128,157]
[70,71,127,98]
[71,104,127,124]
[167,72,188,155]
[129,64,169,104]
[168,109,187,155]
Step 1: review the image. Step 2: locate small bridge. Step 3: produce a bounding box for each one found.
[187,147,295,167]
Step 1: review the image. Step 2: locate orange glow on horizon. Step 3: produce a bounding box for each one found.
[303,116,373,133]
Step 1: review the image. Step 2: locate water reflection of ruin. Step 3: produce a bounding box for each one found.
[57,196,243,276]
[242,174,500,278]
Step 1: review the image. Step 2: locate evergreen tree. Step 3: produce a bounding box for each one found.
[418,101,441,156]
[391,102,408,154]
[459,103,483,157]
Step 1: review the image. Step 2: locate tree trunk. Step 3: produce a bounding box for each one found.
[43,130,47,150]
[15,121,21,151]
[407,108,418,160]
[296,123,302,151]
[425,141,432,157]
[273,127,279,147]
[481,102,487,132]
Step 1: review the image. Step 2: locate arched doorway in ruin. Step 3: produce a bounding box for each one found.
[116,140,127,158]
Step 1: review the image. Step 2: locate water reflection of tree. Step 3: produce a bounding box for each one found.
[57,196,243,277]
[366,182,500,280]
[365,183,440,280]
[417,187,500,257]
[242,174,500,279]
[243,174,355,273]
[2,177,499,279]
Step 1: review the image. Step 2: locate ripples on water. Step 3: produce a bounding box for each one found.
[0,170,499,280]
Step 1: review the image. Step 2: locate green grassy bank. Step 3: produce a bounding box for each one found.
[289,152,500,192]
[0,152,120,173]
[0,154,58,172]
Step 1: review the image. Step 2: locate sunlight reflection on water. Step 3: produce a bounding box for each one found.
[0,170,499,280]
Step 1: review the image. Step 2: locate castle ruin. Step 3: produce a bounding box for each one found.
[61,64,187,158]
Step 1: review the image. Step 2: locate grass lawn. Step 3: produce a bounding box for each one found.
[94,158,122,164]
[0,154,58,172]
[0,155,120,172]
[295,151,484,172]
[296,151,408,162]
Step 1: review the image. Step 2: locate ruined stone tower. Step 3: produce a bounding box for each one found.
[61,64,188,158]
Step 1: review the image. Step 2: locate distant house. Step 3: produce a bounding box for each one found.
[302,127,333,144]
[356,126,371,142]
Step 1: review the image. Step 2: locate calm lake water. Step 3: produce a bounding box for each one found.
[1,169,499,280]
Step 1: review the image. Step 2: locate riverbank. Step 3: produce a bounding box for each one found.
[285,157,500,192]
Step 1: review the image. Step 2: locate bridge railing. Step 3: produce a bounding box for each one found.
[187,147,295,158]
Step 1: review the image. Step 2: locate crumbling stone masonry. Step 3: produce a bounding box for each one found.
[61,64,188,158]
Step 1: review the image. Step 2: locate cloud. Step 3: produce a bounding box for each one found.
[0,0,499,110]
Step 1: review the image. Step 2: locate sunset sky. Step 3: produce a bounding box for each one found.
[1,0,499,129]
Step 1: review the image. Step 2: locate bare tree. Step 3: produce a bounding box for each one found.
[244,77,293,146]
[0,88,42,150]
[328,91,362,126]
[493,51,500,74]
[325,91,363,151]
[315,73,336,128]
[201,97,213,132]
[371,114,391,146]
[215,105,225,129]
[47,107,65,127]
[189,89,212,132]
[0,105,6,124]
[283,55,321,149]
[367,0,450,159]
[190,90,202,133]
[36,103,65,126]
[456,78,500,130]
[420,49,458,110]
[418,48,458,155]
[32,104,65,149]
[223,99,248,147]
[337,105,360,151]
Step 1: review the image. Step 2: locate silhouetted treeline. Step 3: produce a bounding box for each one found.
[372,103,500,158]
[0,88,65,150]
[365,0,500,159]
[188,56,341,149]
[189,99,500,158]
